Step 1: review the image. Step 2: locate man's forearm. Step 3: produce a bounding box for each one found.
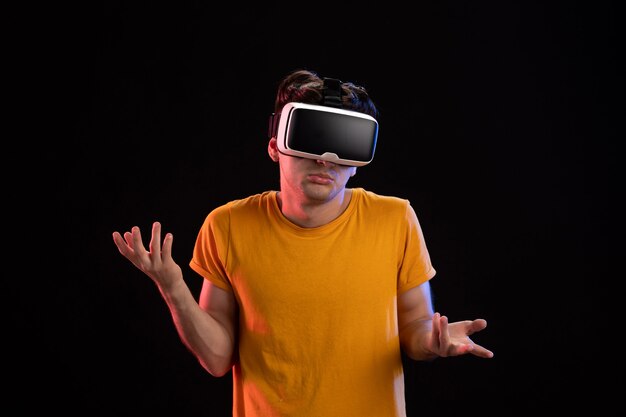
[158,280,235,376]
[400,319,437,361]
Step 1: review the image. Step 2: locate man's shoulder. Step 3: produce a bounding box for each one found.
[353,188,422,229]
[354,187,409,208]
[210,191,275,217]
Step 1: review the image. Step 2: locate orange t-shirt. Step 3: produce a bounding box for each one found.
[190,188,436,417]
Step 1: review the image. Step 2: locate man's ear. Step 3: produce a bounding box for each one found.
[268,138,280,162]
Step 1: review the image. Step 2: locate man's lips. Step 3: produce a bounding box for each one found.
[307,173,334,184]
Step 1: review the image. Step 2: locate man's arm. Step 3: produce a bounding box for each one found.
[112,222,238,376]
[398,282,494,360]
[160,278,237,377]
[397,282,437,360]
[195,280,238,376]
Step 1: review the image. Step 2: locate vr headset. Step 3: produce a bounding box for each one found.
[267,78,379,167]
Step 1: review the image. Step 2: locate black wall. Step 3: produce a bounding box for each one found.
[16,1,620,415]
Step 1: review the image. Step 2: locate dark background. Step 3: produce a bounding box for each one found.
[15,1,621,415]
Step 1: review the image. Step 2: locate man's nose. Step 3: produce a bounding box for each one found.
[315,159,336,167]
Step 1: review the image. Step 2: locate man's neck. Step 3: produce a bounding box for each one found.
[276,188,353,228]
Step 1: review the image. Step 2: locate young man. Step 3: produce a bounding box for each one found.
[112,69,494,417]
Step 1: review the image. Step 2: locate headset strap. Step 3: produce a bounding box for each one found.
[323,77,343,108]
[268,112,279,139]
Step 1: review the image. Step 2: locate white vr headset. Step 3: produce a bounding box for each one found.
[267,78,379,167]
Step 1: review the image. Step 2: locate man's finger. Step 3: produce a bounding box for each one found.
[131,226,148,256]
[150,221,162,255]
[162,232,173,260]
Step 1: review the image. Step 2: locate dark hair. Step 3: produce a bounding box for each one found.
[274,69,378,119]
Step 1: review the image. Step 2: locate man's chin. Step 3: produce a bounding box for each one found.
[302,183,335,202]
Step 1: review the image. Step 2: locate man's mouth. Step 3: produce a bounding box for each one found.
[307,173,334,184]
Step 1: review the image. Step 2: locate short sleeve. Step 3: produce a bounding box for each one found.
[397,202,436,294]
[189,205,233,292]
